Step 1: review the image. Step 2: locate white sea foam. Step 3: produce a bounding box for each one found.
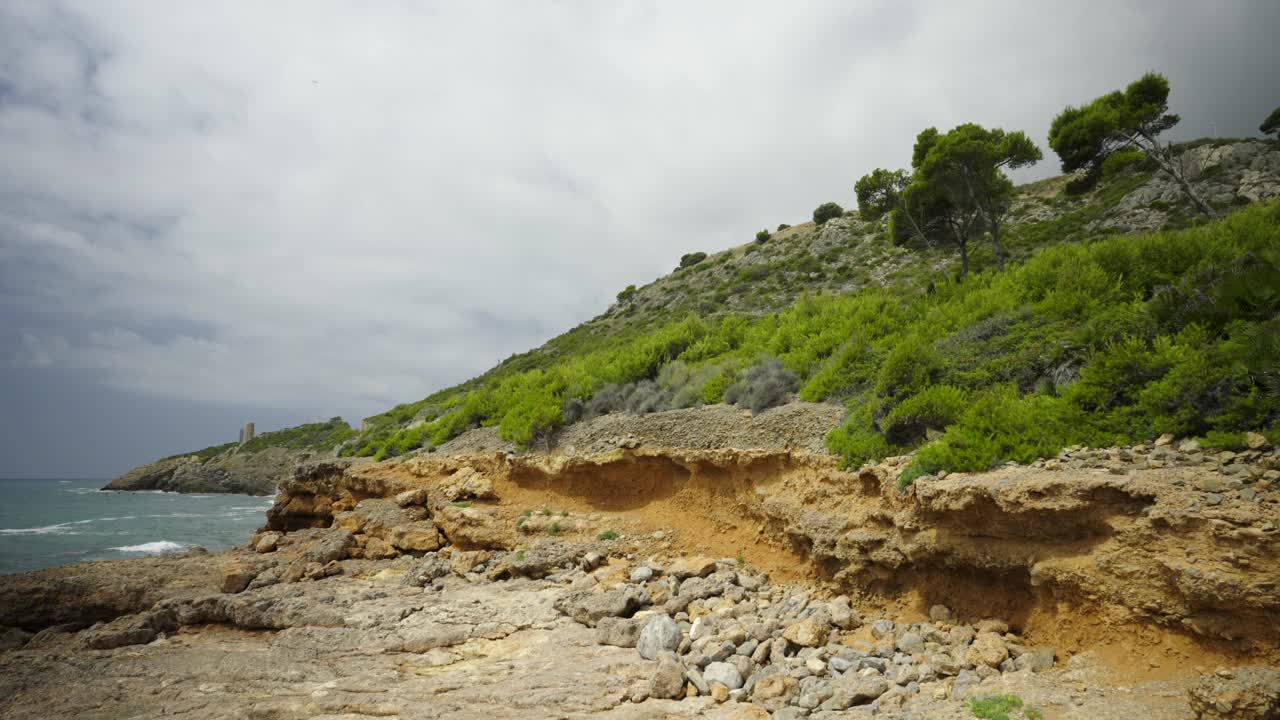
[110,541,186,554]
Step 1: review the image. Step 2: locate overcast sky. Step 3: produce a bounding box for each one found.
[2,1,1276,478]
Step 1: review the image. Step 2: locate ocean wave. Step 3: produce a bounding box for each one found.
[110,541,186,554]
[0,515,142,535]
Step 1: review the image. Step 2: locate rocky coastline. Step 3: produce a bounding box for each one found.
[4,425,1279,718]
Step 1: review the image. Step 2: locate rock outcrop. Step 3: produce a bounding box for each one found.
[103,446,318,495]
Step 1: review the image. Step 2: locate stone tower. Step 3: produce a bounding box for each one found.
[239,422,255,445]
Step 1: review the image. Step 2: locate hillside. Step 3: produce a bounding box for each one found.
[132,137,1280,490]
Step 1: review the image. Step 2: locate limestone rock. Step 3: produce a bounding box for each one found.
[440,467,495,502]
[1187,665,1280,720]
[703,661,744,690]
[253,533,280,554]
[219,562,257,594]
[389,523,443,552]
[301,528,353,564]
[965,632,1009,668]
[637,614,681,660]
[596,616,642,648]
[667,556,718,579]
[782,619,827,648]
[554,585,649,627]
[649,653,686,699]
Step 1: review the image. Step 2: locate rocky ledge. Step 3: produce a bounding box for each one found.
[3,436,1277,719]
[103,446,331,495]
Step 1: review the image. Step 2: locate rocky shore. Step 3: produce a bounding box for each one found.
[102,446,322,495]
[4,426,1279,718]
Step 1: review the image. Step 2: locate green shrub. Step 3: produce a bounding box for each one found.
[597,530,619,541]
[968,693,1041,720]
[547,522,562,536]
[616,284,637,303]
[1101,149,1146,178]
[813,202,844,225]
[776,223,791,231]
[882,385,968,445]
[875,335,940,402]
[755,229,771,243]
[909,388,1082,480]
[679,252,708,269]
[1198,430,1245,451]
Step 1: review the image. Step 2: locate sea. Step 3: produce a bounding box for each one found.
[0,478,274,575]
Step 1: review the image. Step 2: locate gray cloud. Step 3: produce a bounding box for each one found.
[2,0,1277,476]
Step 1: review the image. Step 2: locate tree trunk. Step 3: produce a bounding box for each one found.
[989,217,1005,272]
[1135,132,1218,219]
[956,239,969,280]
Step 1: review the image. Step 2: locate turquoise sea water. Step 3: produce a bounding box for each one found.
[0,478,273,575]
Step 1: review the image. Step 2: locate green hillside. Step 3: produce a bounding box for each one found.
[169,132,1280,486]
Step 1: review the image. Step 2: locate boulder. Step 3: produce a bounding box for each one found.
[394,487,431,507]
[965,632,1009,668]
[596,617,642,648]
[554,586,649,627]
[821,675,889,710]
[649,653,686,700]
[301,528,353,564]
[703,661,744,690]
[253,533,280,554]
[440,467,495,501]
[782,619,827,648]
[389,523,444,552]
[637,614,681,660]
[752,673,799,709]
[219,562,257,594]
[667,556,718,579]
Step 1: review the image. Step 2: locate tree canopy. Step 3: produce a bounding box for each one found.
[1048,73,1215,217]
[856,124,1040,277]
[1262,106,1280,138]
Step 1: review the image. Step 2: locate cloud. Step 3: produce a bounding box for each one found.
[2,0,1277,429]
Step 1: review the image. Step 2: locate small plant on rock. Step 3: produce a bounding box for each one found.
[967,693,1041,720]
[597,530,619,541]
[547,523,562,536]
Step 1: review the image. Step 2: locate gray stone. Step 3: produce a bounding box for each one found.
[686,667,709,694]
[870,619,894,638]
[928,604,953,622]
[1013,646,1056,672]
[1205,493,1224,506]
[704,661,744,690]
[554,585,649,627]
[820,675,889,710]
[596,616,642,648]
[896,631,925,654]
[649,653,686,699]
[629,565,654,583]
[637,614,681,660]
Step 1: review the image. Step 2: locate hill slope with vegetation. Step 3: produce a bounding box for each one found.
[149,75,1280,490]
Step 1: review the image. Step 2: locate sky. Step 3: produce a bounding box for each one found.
[2,1,1277,478]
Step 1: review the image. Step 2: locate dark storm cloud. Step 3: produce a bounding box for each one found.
[1,0,1277,476]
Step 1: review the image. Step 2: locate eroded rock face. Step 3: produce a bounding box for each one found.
[1187,665,1280,720]
[104,447,312,495]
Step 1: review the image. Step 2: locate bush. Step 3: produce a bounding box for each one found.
[882,385,968,445]
[813,202,844,225]
[909,388,1081,479]
[616,284,637,303]
[724,359,799,413]
[679,252,708,269]
[776,223,791,231]
[1101,149,1147,178]
[755,229,771,243]
[597,530,618,541]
